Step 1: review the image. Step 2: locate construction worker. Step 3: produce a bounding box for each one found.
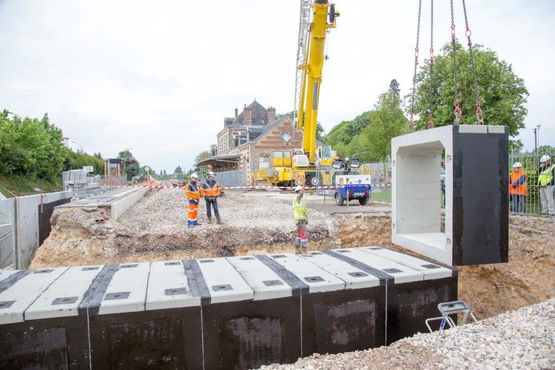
[509,162,528,213]
[201,171,222,224]
[293,184,308,254]
[537,155,555,215]
[185,173,201,228]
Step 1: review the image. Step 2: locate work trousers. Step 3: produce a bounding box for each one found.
[295,220,308,253]
[510,194,525,213]
[205,198,221,221]
[539,185,555,215]
[187,201,199,227]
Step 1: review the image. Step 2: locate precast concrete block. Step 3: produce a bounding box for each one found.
[391,125,509,266]
[327,247,457,343]
[0,266,89,369]
[295,252,387,354]
[0,246,458,369]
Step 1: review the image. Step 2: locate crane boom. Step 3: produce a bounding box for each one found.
[296,0,337,164]
[292,0,313,127]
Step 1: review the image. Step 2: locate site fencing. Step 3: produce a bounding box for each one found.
[508,152,555,216]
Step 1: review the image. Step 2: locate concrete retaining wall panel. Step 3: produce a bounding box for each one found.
[110,188,149,221]
[0,198,15,268]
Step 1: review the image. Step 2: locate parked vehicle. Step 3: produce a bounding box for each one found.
[334,175,371,206]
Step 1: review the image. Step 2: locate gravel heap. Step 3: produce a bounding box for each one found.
[260,298,555,370]
[118,188,332,232]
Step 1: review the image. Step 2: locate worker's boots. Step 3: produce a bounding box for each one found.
[207,218,212,224]
[216,216,222,225]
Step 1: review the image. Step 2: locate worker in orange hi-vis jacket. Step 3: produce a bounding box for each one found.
[185,173,201,228]
[201,171,222,224]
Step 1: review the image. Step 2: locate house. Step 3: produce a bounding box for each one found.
[197,100,303,185]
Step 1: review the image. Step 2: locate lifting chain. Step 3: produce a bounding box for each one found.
[462,0,485,124]
[428,0,435,129]
[409,0,423,131]
[450,0,461,125]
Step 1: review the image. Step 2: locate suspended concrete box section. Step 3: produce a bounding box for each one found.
[391,124,509,266]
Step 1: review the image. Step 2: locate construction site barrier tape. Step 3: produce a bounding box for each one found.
[98,184,391,191]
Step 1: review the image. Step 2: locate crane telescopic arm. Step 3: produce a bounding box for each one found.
[296,0,338,164]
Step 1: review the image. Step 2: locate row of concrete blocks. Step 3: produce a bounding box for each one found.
[0,247,457,370]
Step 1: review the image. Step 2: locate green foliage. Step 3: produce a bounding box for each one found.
[0,175,62,197]
[362,87,409,161]
[326,112,372,160]
[509,139,524,154]
[0,110,66,180]
[63,149,104,175]
[411,43,528,136]
[316,123,326,143]
[326,80,408,162]
[117,149,140,181]
[194,150,212,165]
[532,145,555,156]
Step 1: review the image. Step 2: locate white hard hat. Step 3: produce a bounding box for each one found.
[540,155,551,163]
[294,186,302,192]
[208,171,215,176]
[513,162,522,168]
[191,173,199,179]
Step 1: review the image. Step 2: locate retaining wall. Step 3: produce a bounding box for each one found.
[0,192,71,269]
[0,247,457,369]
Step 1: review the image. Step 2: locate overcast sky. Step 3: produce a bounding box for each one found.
[1,0,554,172]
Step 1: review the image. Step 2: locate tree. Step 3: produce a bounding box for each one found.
[509,140,524,155]
[117,149,140,181]
[316,123,326,143]
[0,110,67,179]
[411,43,528,136]
[194,150,212,165]
[362,81,409,161]
[533,145,555,156]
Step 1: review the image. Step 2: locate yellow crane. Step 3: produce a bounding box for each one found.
[257,0,359,187]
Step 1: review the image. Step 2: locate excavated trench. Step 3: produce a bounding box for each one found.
[31,189,554,319]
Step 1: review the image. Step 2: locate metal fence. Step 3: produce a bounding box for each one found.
[508,153,555,216]
[215,170,244,188]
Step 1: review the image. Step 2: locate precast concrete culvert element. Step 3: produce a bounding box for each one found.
[0,247,457,369]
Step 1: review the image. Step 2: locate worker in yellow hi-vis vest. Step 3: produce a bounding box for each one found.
[538,155,555,215]
[293,184,308,254]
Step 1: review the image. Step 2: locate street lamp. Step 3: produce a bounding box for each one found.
[533,124,541,152]
[62,137,84,152]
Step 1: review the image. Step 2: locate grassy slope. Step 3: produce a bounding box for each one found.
[0,175,63,197]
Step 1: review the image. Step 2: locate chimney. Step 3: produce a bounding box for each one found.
[234,107,238,118]
[267,106,276,124]
[243,104,252,125]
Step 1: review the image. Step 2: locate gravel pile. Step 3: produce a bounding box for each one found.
[118,188,331,232]
[260,298,555,370]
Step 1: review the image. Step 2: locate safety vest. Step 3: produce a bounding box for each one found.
[201,180,221,198]
[185,181,201,201]
[538,164,555,186]
[293,197,308,222]
[509,171,528,196]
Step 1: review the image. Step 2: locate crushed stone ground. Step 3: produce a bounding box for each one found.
[260,298,555,370]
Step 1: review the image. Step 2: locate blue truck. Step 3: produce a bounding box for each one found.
[333,174,372,206]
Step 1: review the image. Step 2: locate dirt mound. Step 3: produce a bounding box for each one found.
[31,189,336,267]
